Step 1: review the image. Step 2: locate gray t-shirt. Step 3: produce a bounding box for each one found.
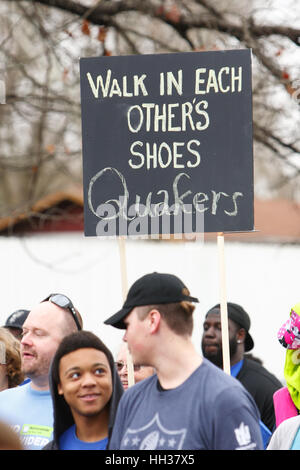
[109,359,263,450]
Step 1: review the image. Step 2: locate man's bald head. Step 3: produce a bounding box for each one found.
[21,301,81,390]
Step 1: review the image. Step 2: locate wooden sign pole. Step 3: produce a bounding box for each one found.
[118,237,135,387]
[217,232,231,375]
[118,237,128,303]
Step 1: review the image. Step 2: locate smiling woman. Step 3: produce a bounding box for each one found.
[43,331,123,450]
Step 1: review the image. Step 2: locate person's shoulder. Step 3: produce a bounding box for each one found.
[0,386,29,424]
[270,415,300,443]
[119,374,156,405]
[194,359,247,398]
[279,415,300,428]
[243,357,269,373]
[197,360,258,412]
[0,383,33,417]
[0,382,49,408]
[199,359,240,386]
[242,357,282,386]
[0,383,28,399]
[127,374,156,395]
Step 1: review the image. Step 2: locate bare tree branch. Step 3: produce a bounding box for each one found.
[0,0,299,223]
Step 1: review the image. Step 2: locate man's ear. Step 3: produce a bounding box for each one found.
[237,328,246,344]
[148,309,161,334]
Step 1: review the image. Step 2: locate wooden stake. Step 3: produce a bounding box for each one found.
[118,237,135,387]
[118,237,128,303]
[217,232,231,375]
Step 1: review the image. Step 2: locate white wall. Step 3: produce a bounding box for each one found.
[0,232,298,383]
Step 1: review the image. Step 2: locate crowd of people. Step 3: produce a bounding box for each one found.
[0,273,298,451]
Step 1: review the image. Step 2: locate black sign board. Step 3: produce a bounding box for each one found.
[80,49,253,237]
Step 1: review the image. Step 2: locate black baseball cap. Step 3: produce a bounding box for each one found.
[3,309,30,330]
[205,302,254,352]
[104,272,199,329]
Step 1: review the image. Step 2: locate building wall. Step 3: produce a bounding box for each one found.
[0,232,298,383]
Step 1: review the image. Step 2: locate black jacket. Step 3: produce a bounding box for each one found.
[237,357,282,431]
[43,354,123,450]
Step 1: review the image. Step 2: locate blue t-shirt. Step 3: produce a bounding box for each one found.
[0,382,53,450]
[109,359,263,450]
[59,424,108,450]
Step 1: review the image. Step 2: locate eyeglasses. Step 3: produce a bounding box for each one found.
[115,361,142,372]
[43,293,82,331]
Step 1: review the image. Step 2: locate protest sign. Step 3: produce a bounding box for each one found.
[80,49,253,238]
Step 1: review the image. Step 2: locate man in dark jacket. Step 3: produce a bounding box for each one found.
[201,302,282,433]
[43,330,123,450]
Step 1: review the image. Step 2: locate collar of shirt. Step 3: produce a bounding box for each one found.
[230,359,244,377]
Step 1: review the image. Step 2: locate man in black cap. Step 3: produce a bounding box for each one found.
[202,302,282,433]
[3,309,30,341]
[105,272,263,450]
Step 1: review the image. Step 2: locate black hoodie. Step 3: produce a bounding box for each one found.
[42,331,124,450]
